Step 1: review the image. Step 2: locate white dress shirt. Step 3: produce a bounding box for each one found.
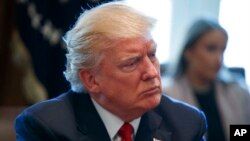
[91,98,141,141]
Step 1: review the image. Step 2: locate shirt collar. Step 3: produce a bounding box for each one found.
[91,98,141,140]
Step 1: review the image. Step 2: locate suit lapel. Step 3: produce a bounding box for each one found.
[135,110,172,141]
[70,92,111,141]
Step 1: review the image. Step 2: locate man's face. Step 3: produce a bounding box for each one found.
[92,37,162,121]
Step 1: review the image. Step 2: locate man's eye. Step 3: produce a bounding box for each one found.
[126,62,136,67]
[149,52,156,57]
[121,59,139,72]
[149,52,157,60]
[125,58,139,68]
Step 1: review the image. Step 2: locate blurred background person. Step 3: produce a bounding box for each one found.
[165,18,250,141]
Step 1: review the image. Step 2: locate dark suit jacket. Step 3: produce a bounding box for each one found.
[15,90,207,141]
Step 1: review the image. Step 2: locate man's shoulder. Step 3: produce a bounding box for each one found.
[26,91,71,114]
[155,94,206,128]
[146,95,207,140]
[158,94,205,118]
[16,90,83,123]
[14,90,92,140]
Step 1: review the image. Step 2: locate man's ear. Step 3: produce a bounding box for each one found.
[79,69,101,94]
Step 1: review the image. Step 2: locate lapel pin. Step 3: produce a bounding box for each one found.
[153,138,161,141]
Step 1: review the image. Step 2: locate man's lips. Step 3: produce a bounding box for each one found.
[142,86,161,95]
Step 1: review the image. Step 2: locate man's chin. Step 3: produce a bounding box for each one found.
[146,93,162,109]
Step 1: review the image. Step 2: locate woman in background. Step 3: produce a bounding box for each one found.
[165,18,250,141]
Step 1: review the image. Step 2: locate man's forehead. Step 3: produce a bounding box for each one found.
[101,38,155,58]
[119,37,156,47]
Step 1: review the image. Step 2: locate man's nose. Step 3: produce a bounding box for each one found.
[141,57,159,81]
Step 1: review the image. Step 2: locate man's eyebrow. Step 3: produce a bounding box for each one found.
[152,41,157,48]
[147,40,157,48]
[119,54,141,62]
[148,42,157,51]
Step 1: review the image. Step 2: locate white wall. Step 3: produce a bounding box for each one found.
[169,0,221,62]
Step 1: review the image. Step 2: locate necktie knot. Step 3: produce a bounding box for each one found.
[118,122,134,141]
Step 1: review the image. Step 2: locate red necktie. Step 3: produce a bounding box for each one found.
[118,122,134,141]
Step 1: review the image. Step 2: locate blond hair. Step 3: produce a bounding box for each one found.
[63,1,156,92]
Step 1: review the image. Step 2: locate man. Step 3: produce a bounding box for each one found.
[15,1,207,141]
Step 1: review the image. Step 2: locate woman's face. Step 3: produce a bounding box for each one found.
[184,29,227,82]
